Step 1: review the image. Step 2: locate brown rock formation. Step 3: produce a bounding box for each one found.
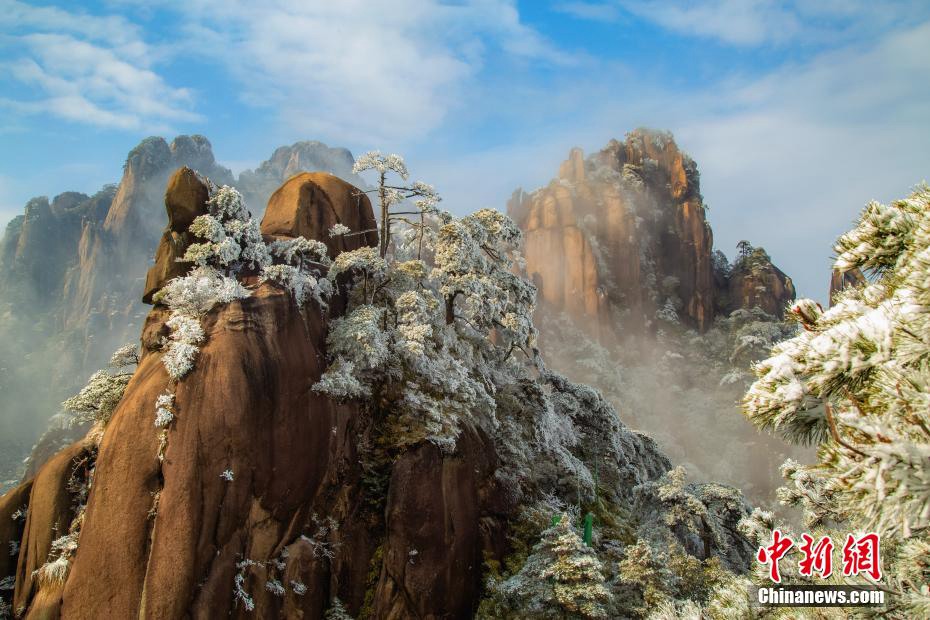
[141,168,211,303]
[510,129,714,333]
[8,439,94,617]
[830,267,866,305]
[512,129,796,334]
[0,480,31,586]
[2,172,513,620]
[165,167,212,233]
[262,172,379,258]
[725,246,796,318]
[0,137,372,467]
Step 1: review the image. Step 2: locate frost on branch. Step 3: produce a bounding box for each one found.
[329,223,351,238]
[314,165,535,451]
[62,342,139,427]
[108,343,140,368]
[314,153,537,451]
[351,150,443,259]
[741,183,930,615]
[261,236,330,307]
[153,265,250,317]
[182,186,270,273]
[154,391,175,428]
[352,150,408,179]
[35,531,79,585]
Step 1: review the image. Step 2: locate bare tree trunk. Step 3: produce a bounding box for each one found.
[379,171,388,257]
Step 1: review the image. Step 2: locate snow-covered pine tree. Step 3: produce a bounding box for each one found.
[742,184,930,617]
[62,343,140,427]
[324,597,354,620]
[314,151,536,452]
[496,514,611,619]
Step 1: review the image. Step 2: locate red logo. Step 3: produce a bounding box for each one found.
[842,533,882,580]
[757,529,794,583]
[798,534,834,578]
[756,531,881,583]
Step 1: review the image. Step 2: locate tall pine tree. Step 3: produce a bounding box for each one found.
[742,184,930,616]
[499,514,611,619]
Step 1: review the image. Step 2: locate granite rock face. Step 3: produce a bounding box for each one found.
[509,130,714,333]
[510,129,794,334]
[261,172,379,259]
[141,167,211,304]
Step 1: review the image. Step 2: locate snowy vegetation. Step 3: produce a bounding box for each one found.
[314,152,535,451]
[493,515,610,618]
[308,152,758,618]
[738,185,930,617]
[61,343,139,428]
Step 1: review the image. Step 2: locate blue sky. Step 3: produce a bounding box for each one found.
[2,1,929,301]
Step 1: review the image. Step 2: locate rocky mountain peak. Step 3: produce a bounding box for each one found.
[511,129,794,337]
[105,135,234,241]
[723,243,796,317]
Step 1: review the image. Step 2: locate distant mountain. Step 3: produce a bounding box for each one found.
[511,129,806,502]
[508,128,795,337]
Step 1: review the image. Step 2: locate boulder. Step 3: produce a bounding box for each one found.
[165,167,211,233]
[261,172,379,259]
[141,167,211,304]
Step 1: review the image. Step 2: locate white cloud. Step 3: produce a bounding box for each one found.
[134,0,572,144]
[618,0,801,45]
[0,0,199,131]
[566,1,930,47]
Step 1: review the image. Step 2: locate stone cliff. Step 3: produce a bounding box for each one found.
[509,129,794,336]
[722,243,796,317]
[1,168,753,619]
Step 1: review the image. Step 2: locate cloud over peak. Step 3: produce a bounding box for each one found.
[0,0,199,131]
